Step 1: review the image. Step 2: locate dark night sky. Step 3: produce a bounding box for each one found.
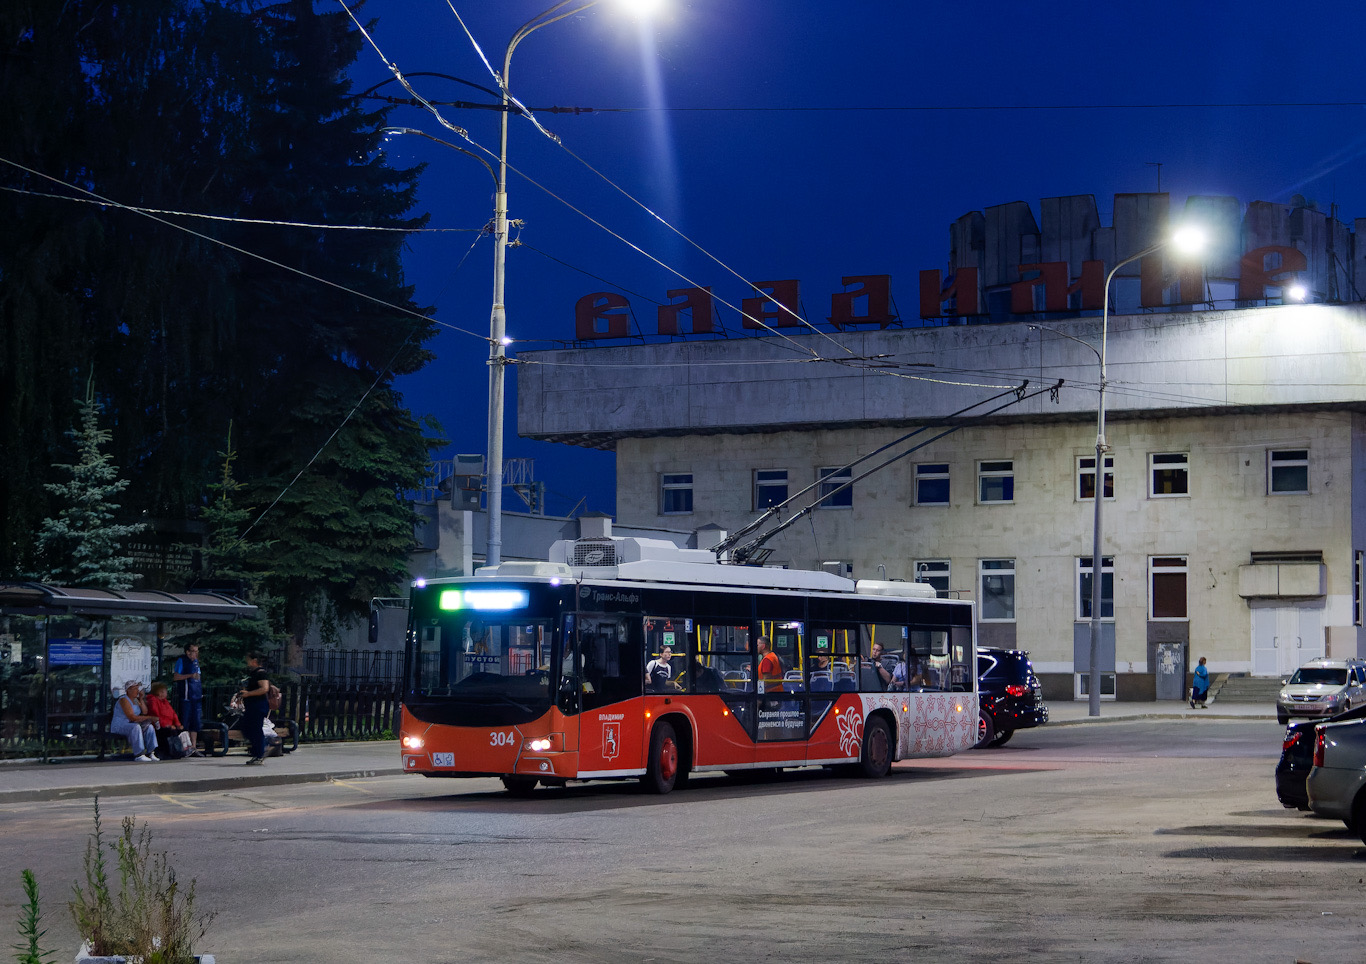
[348,1,1366,517]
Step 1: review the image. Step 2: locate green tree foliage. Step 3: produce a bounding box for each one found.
[1,2,439,627]
[35,377,146,590]
[190,426,285,682]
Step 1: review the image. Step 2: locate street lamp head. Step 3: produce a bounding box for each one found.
[615,0,665,14]
[1170,224,1207,256]
[1287,283,1307,302]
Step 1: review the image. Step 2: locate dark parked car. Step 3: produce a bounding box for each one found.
[975,647,1048,748]
[1275,703,1366,811]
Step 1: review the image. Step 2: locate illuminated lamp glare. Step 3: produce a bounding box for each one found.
[550,577,562,587]
[645,710,652,719]
[464,588,529,611]
[955,704,963,713]
[438,590,462,611]
[1287,283,1307,301]
[1170,224,1206,255]
[401,735,424,749]
[414,577,427,588]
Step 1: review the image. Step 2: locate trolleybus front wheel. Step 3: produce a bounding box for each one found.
[501,775,539,797]
[642,721,679,794]
[858,717,892,779]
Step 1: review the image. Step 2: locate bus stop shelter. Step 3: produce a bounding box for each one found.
[0,582,258,760]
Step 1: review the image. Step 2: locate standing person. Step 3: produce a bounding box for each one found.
[237,651,271,766]
[111,681,160,762]
[172,643,203,755]
[756,636,783,691]
[1191,656,1210,708]
[646,646,675,692]
[144,682,189,758]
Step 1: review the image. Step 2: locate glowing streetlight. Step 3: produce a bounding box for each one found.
[1287,283,1307,302]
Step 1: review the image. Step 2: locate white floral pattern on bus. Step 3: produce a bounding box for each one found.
[837,707,864,756]
[858,692,978,758]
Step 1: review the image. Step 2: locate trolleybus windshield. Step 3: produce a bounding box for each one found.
[408,585,558,724]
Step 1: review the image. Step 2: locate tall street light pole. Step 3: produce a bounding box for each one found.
[1086,225,1206,716]
[486,0,654,566]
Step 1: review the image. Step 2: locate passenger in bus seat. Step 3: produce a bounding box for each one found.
[646,647,676,692]
[888,660,907,691]
[866,642,893,689]
[688,657,724,693]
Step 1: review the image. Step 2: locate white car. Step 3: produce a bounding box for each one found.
[1276,657,1366,725]
[1306,716,1366,841]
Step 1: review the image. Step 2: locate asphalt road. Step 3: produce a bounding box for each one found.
[4,718,1362,963]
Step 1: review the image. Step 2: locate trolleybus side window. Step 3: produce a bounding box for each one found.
[807,627,857,691]
[950,625,973,691]
[907,629,949,691]
[860,623,907,691]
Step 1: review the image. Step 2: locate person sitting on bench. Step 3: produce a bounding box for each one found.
[111,680,161,762]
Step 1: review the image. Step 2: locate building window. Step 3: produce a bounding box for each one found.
[1150,555,1189,619]
[1077,455,1114,501]
[1149,452,1189,497]
[1076,556,1114,620]
[914,463,950,505]
[979,559,1015,621]
[816,466,853,508]
[914,560,950,596]
[754,469,788,510]
[978,460,1015,504]
[1268,449,1309,494]
[660,473,693,515]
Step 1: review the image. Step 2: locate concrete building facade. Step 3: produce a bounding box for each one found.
[519,301,1366,698]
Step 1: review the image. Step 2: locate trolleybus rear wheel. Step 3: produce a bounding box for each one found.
[501,775,539,797]
[858,717,892,779]
[974,709,996,749]
[642,721,679,794]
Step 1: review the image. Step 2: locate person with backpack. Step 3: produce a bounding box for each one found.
[237,651,271,766]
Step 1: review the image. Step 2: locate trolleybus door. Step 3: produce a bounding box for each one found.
[567,613,645,775]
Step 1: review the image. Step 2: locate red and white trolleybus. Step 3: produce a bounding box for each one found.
[400,532,978,795]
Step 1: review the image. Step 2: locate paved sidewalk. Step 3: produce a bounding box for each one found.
[0,700,1276,805]
[0,740,404,805]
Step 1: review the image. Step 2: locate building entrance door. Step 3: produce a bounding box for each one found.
[1250,601,1324,677]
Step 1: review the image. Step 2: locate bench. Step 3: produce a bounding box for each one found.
[201,719,298,757]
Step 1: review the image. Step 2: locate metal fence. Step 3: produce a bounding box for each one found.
[0,649,408,759]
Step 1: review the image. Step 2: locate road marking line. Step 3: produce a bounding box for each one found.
[157,794,198,809]
[328,778,374,794]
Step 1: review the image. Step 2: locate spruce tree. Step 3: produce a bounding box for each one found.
[35,377,146,590]
[190,426,284,683]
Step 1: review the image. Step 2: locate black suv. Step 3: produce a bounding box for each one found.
[1275,702,1366,811]
[975,647,1048,748]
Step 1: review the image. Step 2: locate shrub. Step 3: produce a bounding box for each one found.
[12,869,56,964]
[69,798,214,963]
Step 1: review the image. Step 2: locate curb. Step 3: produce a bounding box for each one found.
[0,767,407,805]
[1046,711,1276,726]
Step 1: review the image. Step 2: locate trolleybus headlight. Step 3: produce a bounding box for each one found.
[528,738,551,751]
[401,735,424,749]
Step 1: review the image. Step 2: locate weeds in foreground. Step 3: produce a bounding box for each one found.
[12,869,56,964]
[69,798,215,963]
